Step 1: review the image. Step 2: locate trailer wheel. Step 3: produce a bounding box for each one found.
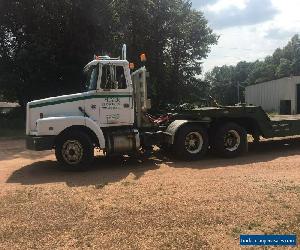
[55,131,94,171]
[174,124,209,160]
[213,122,247,158]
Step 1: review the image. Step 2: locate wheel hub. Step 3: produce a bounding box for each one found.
[224,130,241,152]
[184,132,203,154]
[62,140,83,165]
[69,149,75,156]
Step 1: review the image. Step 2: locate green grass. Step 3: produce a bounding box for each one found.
[0,109,26,138]
[267,112,279,117]
[0,128,25,138]
[267,214,300,236]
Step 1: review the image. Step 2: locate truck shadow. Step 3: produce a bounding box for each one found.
[6,155,162,187]
[6,137,300,187]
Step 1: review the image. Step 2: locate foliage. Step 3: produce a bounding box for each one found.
[0,0,217,108]
[275,58,292,78]
[0,107,25,132]
[206,34,300,105]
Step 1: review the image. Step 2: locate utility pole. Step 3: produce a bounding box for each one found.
[237,82,246,104]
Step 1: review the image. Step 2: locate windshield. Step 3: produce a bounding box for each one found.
[84,65,99,91]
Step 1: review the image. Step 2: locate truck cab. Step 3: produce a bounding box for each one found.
[83,58,134,126]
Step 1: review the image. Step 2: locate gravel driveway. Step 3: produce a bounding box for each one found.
[0,138,299,249]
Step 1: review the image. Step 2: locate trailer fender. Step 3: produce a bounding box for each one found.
[164,120,188,145]
[36,116,106,148]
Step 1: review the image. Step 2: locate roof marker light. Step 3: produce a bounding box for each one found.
[129,63,135,70]
[140,53,147,62]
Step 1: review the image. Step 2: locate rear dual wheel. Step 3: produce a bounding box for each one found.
[174,125,209,160]
[213,122,248,158]
[173,122,247,160]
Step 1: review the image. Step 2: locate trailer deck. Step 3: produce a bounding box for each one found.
[269,114,300,121]
[166,106,300,139]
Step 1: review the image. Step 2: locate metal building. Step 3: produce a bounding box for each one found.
[245,76,300,115]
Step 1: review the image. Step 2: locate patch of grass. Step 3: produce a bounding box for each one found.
[281,203,291,209]
[266,214,300,236]
[283,185,300,194]
[94,183,108,189]
[230,221,262,238]
[247,221,261,230]
[267,112,279,117]
[267,191,276,200]
[231,226,242,237]
[0,108,25,138]
[121,181,134,187]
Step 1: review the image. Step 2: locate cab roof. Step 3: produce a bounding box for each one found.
[84,59,129,71]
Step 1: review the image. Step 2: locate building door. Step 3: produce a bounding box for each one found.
[280,100,291,115]
[297,84,300,114]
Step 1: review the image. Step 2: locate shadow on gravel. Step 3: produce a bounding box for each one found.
[6,137,300,187]
[167,137,300,170]
[6,154,162,187]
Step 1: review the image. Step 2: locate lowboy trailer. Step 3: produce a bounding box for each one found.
[26,45,300,170]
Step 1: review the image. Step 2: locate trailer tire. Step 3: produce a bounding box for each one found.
[213,122,247,158]
[55,131,94,171]
[174,124,209,160]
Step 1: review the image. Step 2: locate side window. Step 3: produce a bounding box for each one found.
[87,66,99,91]
[116,66,127,89]
[100,65,111,89]
[100,65,127,90]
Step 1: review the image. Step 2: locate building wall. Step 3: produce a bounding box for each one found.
[245,76,300,114]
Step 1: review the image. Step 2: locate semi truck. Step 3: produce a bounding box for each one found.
[26,45,300,170]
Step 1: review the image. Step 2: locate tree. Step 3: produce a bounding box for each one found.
[205,65,237,105]
[206,34,300,105]
[0,0,117,106]
[0,0,218,108]
[113,0,218,107]
[247,61,275,84]
[275,58,292,78]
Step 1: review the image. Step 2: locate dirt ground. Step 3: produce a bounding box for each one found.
[0,138,299,249]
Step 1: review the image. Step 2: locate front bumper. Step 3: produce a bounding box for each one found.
[26,136,55,151]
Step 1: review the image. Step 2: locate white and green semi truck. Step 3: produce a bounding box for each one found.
[26,45,300,170]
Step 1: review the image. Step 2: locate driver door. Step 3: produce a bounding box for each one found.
[98,63,133,126]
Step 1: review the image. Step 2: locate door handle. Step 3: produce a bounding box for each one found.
[124,103,130,108]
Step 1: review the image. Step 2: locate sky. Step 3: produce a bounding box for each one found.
[192,0,300,73]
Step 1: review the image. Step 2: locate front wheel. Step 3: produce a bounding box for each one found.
[55,131,94,171]
[174,124,209,160]
[213,122,248,158]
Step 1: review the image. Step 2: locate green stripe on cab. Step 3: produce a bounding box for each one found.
[29,94,132,108]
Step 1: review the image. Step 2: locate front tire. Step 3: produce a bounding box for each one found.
[55,131,94,171]
[174,124,209,160]
[213,122,247,158]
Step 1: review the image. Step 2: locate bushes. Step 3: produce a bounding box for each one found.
[0,108,25,129]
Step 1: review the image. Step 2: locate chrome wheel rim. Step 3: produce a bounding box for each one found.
[184,132,203,154]
[224,130,241,152]
[62,140,83,165]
